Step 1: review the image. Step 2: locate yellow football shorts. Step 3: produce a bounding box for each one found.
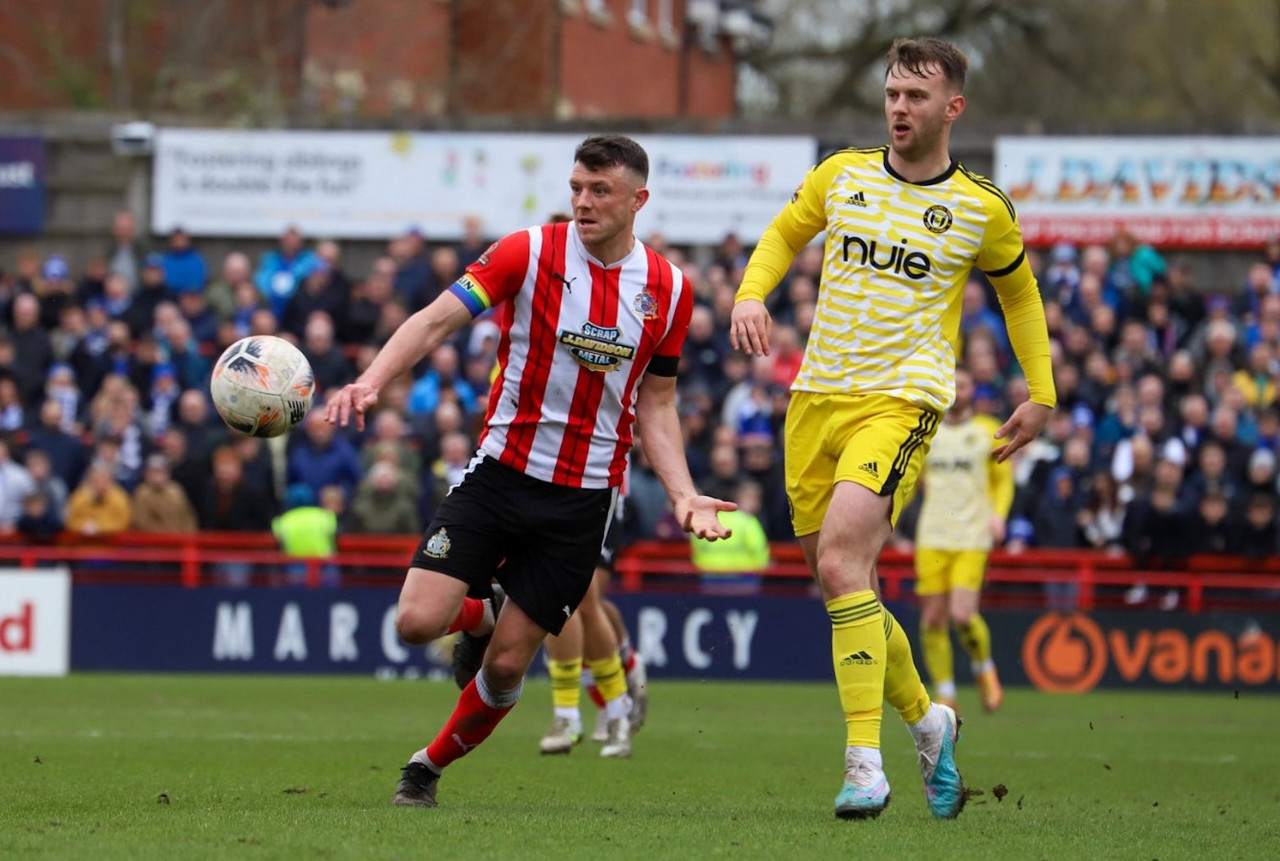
[784,391,940,537]
[913,548,990,596]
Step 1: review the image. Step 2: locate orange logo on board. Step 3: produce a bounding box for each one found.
[1021,613,1107,693]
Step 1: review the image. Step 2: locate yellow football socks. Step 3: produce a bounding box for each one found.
[957,614,993,666]
[883,608,931,725]
[921,622,954,692]
[586,654,627,705]
[827,590,885,749]
[548,660,582,710]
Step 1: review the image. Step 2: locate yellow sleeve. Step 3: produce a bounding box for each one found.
[975,193,1055,408]
[736,160,832,303]
[979,418,1015,518]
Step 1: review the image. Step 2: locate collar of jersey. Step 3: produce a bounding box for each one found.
[569,221,642,270]
[881,150,959,186]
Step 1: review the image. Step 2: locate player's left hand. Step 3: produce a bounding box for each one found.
[677,495,738,541]
[993,401,1052,463]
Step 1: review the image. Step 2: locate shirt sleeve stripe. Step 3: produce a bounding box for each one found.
[983,249,1026,279]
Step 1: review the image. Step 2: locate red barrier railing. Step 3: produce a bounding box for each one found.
[2,532,1278,613]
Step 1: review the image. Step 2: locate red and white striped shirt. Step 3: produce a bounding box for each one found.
[449,221,692,489]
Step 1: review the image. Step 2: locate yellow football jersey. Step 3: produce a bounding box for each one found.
[740,146,1031,413]
[915,414,1013,551]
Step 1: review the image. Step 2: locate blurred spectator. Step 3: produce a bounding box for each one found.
[699,442,739,502]
[344,257,395,344]
[0,440,36,531]
[681,305,728,391]
[17,491,62,544]
[283,258,348,339]
[358,409,423,477]
[0,376,24,432]
[428,246,462,310]
[24,448,68,521]
[407,343,478,418]
[160,228,208,294]
[106,210,144,291]
[1232,342,1277,412]
[10,292,54,405]
[255,226,320,319]
[425,430,474,519]
[176,290,219,346]
[198,446,277,532]
[273,483,340,587]
[302,312,354,394]
[205,252,254,321]
[130,453,198,532]
[960,279,1010,360]
[65,461,131,537]
[693,479,770,595]
[173,388,229,465]
[1188,490,1236,555]
[349,460,419,534]
[125,254,173,337]
[455,215,488,269]
[1043,243,1081,306]
[27,399,87,489]
[287,410,363,503]
[34,254,78,330]
[1107,229,1166,299]
[1078,470,1126,553]
[1124,453,1190,570]
[391,228,433,310]
[1233,262,1277,325]
[1239,492,1279,559]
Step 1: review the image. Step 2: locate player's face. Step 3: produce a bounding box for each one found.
[884,62,964,163]
[569,163,647,250]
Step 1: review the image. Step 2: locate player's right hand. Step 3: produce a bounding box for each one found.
[730,299,772,357]
[325,381,379,431]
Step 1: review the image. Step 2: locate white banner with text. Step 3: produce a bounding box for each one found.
[994,136,1280,249]
[152,129,816,244]
[0,568,70,676]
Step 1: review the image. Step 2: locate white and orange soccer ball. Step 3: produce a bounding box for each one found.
[210,335,315,438]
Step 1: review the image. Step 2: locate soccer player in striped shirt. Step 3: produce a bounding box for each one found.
[731,37,1055,819]
[327,135,735,808]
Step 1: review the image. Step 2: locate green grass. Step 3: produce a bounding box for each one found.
[1,675,1276,861]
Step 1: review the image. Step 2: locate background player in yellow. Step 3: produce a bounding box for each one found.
[914,366,1012,713]
[730,37,1055,820]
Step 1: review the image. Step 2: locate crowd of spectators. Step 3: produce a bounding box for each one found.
[1,210,1279,596]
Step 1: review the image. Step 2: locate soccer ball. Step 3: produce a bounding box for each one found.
[210,335,315,438]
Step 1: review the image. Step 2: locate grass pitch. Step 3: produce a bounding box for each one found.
[1,674,1275,860]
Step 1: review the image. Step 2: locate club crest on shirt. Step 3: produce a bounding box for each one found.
[558,322,636,371]
[423,528,451,559]
[634,289,659,320]
[923,204,953,234]
[476,241,500,267]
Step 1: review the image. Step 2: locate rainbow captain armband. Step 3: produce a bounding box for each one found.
[450,274,493,317]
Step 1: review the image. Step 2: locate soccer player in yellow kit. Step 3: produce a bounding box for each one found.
[730,37,1054,819]
[915,366,1012,713]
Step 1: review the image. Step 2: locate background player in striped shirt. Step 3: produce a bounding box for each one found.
[327,135,734,809]
[914,366,1012,713]
[730,37,1055,820]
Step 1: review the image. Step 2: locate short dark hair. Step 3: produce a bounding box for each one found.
[885,37,968,90]
[574,135,649,181]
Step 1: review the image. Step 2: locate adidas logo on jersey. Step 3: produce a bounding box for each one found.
[840,650,877,666]
[858,461,879,477]
[846,190,868,207]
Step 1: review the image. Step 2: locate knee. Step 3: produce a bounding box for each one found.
[482,648,528,691]
[396,604,444,644]
[950,609,974,629]
[816,554,870,595]
[920,602,947,628]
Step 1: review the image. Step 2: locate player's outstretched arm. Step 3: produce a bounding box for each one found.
[633,373,736,540]
[325,291,473,431]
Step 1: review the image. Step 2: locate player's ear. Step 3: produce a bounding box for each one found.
[946,92,966,122]
[632,186,650,214]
